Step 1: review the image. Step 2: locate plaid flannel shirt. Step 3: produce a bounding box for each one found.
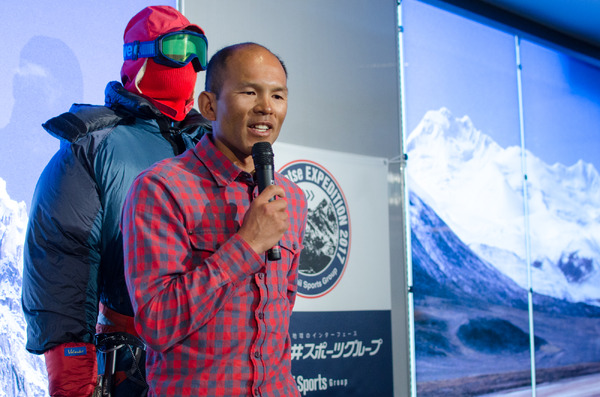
[122,134,307,396]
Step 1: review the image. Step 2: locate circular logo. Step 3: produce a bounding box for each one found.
[279,160,351,298]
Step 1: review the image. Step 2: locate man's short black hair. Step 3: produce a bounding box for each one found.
[204,42,287,98]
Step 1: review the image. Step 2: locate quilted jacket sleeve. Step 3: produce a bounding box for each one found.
[22,143,102,354]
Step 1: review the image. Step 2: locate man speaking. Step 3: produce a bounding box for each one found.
[121,42,308,396]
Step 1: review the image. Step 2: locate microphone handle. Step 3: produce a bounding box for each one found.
[268,245,281,261]
[266,195,282,261]
[255,164,282,261]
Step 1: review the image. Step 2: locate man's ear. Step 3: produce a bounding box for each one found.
[198,91,217,121]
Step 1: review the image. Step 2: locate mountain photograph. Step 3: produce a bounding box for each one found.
[300,198,338,275]
[0,179,48,396]
[408,108,600,396]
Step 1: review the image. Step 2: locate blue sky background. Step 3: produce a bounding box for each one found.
[401,0,521,149]
[0,0,173,206]
[401,0,600,172]
[520,40,600,170]
[0,1,170,127]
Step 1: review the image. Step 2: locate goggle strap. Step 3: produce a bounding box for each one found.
[123,40,157,61]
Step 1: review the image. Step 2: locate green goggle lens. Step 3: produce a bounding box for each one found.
[160,33,207,67]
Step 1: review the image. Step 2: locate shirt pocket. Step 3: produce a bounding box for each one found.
[279,233,301,260]
[187,228,229,265]
[272,233,301,298]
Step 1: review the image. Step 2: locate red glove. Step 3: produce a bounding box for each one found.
[44,342,97,397]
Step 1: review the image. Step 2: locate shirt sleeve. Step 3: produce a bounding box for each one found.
[22,146,102,354]
[121,171,264,353]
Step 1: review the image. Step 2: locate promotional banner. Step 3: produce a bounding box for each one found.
[274,142,394,396]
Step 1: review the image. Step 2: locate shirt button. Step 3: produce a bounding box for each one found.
[254,388,259,396]
[258,273,264,279]
[254,351,260,358]
[258,313,264,320]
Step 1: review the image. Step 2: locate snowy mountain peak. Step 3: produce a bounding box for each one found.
[547,159,600,198]
[407,108,600,306]
[406,107,498,163]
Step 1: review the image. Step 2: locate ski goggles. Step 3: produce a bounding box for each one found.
[123,30,208,72]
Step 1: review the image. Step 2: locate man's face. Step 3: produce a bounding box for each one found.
[210,46,288,167]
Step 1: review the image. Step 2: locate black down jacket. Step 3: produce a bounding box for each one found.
[22,81,209,354]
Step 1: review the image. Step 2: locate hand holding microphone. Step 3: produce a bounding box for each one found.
[237,142,287,260]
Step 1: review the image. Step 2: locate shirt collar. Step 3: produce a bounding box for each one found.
[193,133,252,187]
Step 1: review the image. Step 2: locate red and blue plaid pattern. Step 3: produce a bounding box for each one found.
[122,134,307,396]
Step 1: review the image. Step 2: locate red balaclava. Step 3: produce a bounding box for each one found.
[120,6,205,121]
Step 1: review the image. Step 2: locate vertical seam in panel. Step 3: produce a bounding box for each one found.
[515,34,537,397]
[398,3,417,397]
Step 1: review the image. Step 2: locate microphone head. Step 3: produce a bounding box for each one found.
[252,142,274,167]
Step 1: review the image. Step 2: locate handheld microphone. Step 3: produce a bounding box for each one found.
[252,142,282,261]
